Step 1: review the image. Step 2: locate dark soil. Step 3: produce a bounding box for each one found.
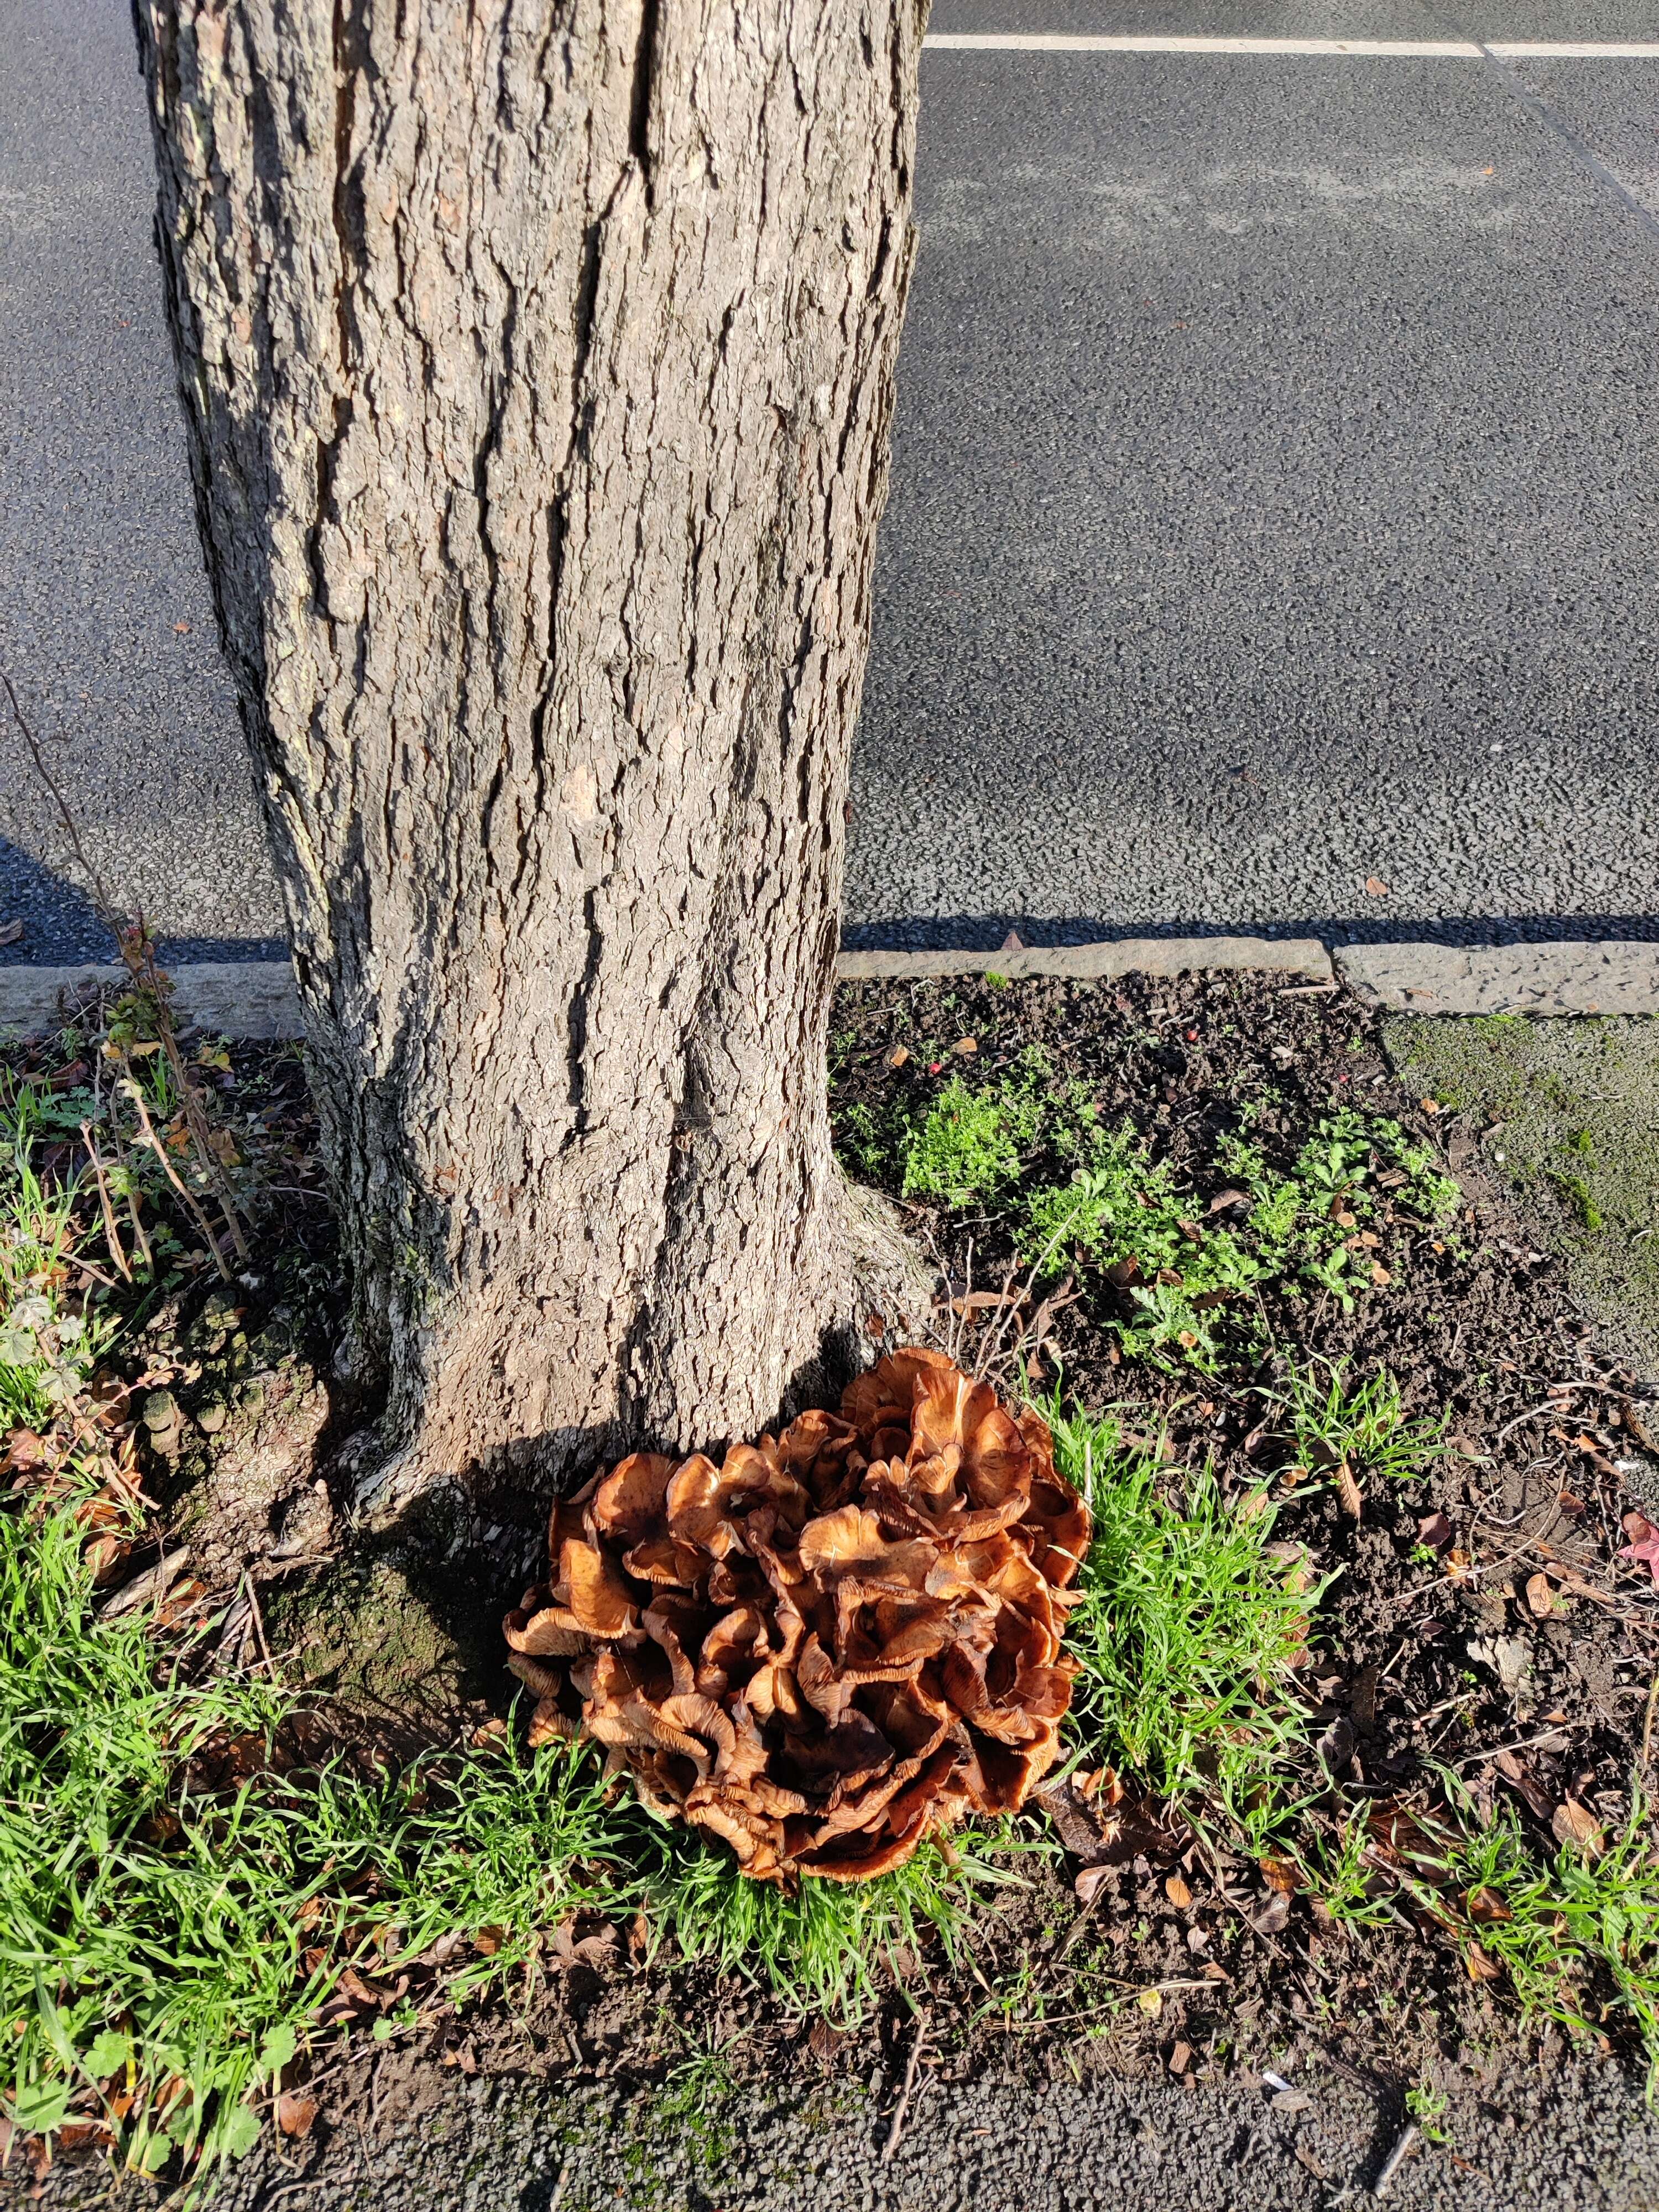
[23,974,1659,2209]
[830,971,1658,1859]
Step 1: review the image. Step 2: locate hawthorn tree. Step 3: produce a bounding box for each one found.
[133,0,931,1519]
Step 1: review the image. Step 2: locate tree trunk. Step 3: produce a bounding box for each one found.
[133,0,931,1521]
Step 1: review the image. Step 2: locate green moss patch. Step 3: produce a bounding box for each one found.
[1385,1013,1659,1378]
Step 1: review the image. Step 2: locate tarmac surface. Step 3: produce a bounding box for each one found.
[3,3,1658,962]
[40,2047,1659,2212]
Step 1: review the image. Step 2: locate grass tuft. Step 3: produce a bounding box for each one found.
[1047,1402,1319,1824]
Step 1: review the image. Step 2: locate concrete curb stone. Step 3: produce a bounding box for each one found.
[1334,940,1659,1016]
[3,938,1656,1040]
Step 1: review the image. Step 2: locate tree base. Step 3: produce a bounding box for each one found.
[348,1175,940,1533]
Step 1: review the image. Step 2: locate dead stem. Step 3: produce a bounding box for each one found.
[79,1120,132,1283]
[119,1072,233,1281]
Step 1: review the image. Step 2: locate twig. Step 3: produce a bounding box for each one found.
[119,1073,233,1280]
[0,664,121,920]
[1643,1672,1659,1769]
[1372,2123,1421,2198]
[80,1121,132,1282]
[100,1547,191,1618]
[880,2012,929,2162]
[246,1571,278,1680]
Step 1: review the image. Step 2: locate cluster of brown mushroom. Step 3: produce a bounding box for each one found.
[504,1348,1092,1882]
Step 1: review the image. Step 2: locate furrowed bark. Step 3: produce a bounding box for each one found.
[133,0,932,1520]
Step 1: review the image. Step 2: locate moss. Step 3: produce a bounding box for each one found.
[1384,1012,1659,1376]
[263,1540,499,1728]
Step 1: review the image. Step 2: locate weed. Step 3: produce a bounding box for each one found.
[875,1048,1461,1373]
[1258,1358,1447,1492]
[901,1056,1048,1208]
[1406,2075,1452,2146]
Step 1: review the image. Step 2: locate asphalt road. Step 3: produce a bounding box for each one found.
[3,3,1657,965]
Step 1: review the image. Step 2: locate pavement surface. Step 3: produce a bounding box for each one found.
[42,2047,1659,2212]
[3,3,1659,963]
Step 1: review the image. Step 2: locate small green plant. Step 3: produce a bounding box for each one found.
[1047,1403,1322,1815]
[1258,1358,1447,1491]
[901,1056,1048,1207]
[1406,2075,1452,2146]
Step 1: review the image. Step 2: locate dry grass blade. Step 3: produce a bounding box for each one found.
[79,1121,132,1284]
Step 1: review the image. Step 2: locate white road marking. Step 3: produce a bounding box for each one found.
[922,33,1659,59]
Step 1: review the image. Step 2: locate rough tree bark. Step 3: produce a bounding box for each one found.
[132,0,932,1521]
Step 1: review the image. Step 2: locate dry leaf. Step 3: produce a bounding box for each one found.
[1252,1890,1291,1935]
[1465,1942,1503,1984]
[1336,1460,1363,1519]
[1207,1188,1248,1214]
[1165,1873,1193,1910]
[1136,1986,1163,2016]
[1525,1572,1559,1619]
[1465,1885,1511,1926]
[1365,876,1391,898]
[1552,1799,1604,1856]
[885,1046,910,1071]
[275,2092,318,2140]
[469,1927,505,1958]
[952,1036,978,1056]
[1260,1855,1298,1895]
[1417,1512,1453,1552]
[1169,2039,1192,2075]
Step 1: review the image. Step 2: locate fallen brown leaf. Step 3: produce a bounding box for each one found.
[1525,1572,1561,1619]
[1465,1942,1503,1984]
[1165,1872,1193,1910]
[1336,1460,1363,1519]
[1365,876,1391,898]
[275,2092,318,2140]
[1417,1511,1453,1552]
[1552,1799,1604,1856]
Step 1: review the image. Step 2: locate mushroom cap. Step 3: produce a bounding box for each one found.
[503,1348,1091,1882]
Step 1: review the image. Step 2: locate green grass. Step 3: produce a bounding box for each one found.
[0,1451,1000,2181]
[1256,1358,1447,1492]
[1306,1790,1659,2093]
[1047,1402,1321,1829]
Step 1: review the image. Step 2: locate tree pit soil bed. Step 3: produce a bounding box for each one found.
[19,970,1659,2208]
